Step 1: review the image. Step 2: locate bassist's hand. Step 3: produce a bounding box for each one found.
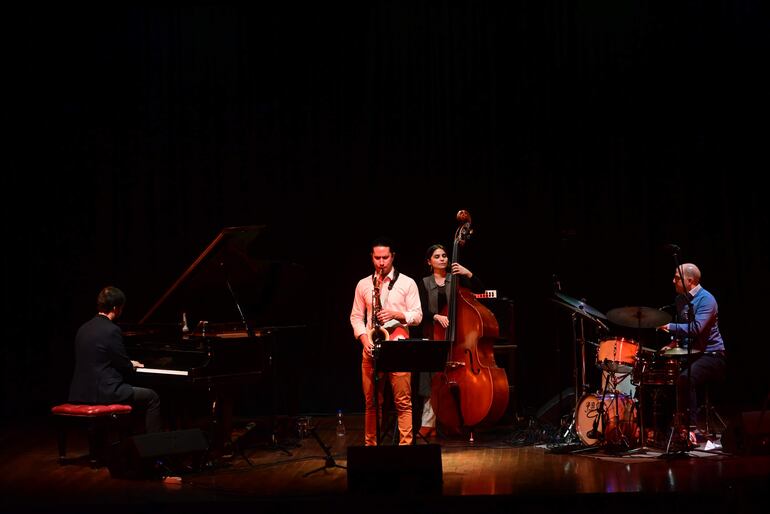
[433,314,449,329]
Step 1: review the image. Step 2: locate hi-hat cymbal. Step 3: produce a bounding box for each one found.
[662,347,702,357]
[553,292,607,320]
[606,306,672,329]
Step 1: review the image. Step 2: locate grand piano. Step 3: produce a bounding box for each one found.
[121,225,306,450]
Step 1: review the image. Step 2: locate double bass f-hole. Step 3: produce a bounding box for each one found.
[465,348,480,375]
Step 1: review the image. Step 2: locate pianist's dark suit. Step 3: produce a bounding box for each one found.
[69,314,161,432]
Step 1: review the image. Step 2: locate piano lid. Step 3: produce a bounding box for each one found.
[138,225,305,328]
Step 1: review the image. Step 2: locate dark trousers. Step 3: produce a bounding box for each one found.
[130,386,162,433]
[677,354,727,426]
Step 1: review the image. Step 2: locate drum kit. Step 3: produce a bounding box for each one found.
[552,293,697,452]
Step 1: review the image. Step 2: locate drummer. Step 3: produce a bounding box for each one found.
[657,263,727,433]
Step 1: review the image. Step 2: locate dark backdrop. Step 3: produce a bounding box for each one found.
[5,3,769,423]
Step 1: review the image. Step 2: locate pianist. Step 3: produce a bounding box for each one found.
[68,286,161,433]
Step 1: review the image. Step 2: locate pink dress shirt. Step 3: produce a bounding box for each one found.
[350,269,423,355]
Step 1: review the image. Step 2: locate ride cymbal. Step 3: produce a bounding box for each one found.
[553,292,607,320]
[606,306,672,329]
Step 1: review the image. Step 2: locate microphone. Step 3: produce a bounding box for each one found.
[662,243,681,254]
[586,406,602,439]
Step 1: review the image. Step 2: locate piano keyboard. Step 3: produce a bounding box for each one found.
[136,367,189,376]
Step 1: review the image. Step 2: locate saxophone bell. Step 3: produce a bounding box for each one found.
[368,325,389,345]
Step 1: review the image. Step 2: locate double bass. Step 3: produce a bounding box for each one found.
[430,210,509,435]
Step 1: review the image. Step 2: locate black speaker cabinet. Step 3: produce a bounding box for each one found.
[108,428,209,478]
[721,410,770,455]
[346,444,442,495]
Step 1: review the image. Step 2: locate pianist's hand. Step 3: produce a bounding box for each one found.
[433,314,449,329]
[131,360,145,369]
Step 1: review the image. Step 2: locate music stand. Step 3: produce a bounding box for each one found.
[373,339,450,445]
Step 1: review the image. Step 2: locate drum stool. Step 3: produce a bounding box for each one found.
[698,385,727,439]
[51,403,133,468]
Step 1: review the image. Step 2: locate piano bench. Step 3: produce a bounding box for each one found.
[51,403,133,468]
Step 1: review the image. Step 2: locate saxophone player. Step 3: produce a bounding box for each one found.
[350,237,423,445]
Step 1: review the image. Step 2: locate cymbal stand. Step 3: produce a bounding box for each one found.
[607,372,634,450]
[622,320,654,455]
[562,312,588,443]
[660,357,694,456]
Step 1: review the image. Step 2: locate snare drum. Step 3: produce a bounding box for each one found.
[632,356,680,386]
[647,358,681,385]
[575,392,638,447]
[597,337,639,373]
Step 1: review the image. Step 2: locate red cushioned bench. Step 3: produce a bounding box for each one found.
[51,403,133,468]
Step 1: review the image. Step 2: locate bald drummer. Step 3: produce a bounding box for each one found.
[657,263,727,432]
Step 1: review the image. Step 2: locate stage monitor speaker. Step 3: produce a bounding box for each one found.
[721,410,770,455]
[108,428,209,479]
[347,444,442,495]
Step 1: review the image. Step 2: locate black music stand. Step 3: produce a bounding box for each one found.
[373,339,450,445]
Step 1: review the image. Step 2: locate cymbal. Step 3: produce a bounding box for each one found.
[553,292,607,320]
[606,306,672,329]
[662,347,702,357]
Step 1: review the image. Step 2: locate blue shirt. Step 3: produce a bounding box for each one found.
[667,285,725,353]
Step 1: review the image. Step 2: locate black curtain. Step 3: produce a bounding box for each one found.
[6,2,769,420]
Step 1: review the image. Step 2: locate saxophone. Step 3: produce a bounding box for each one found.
[368,271,389,356]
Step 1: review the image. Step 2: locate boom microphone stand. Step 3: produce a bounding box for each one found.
[302,423,347,477]
[664,248,696,455]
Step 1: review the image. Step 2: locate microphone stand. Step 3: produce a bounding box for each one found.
[302,424,347,477]
[663,252,695,456]
[220,262,254,339]
[220,262,291,458]
[571,367,611,454]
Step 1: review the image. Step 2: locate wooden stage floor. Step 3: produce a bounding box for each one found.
[1,413,767,514]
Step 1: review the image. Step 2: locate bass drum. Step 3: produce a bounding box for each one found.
[575,392,638,447]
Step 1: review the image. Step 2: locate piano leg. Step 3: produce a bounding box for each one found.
[213,392,234,457]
